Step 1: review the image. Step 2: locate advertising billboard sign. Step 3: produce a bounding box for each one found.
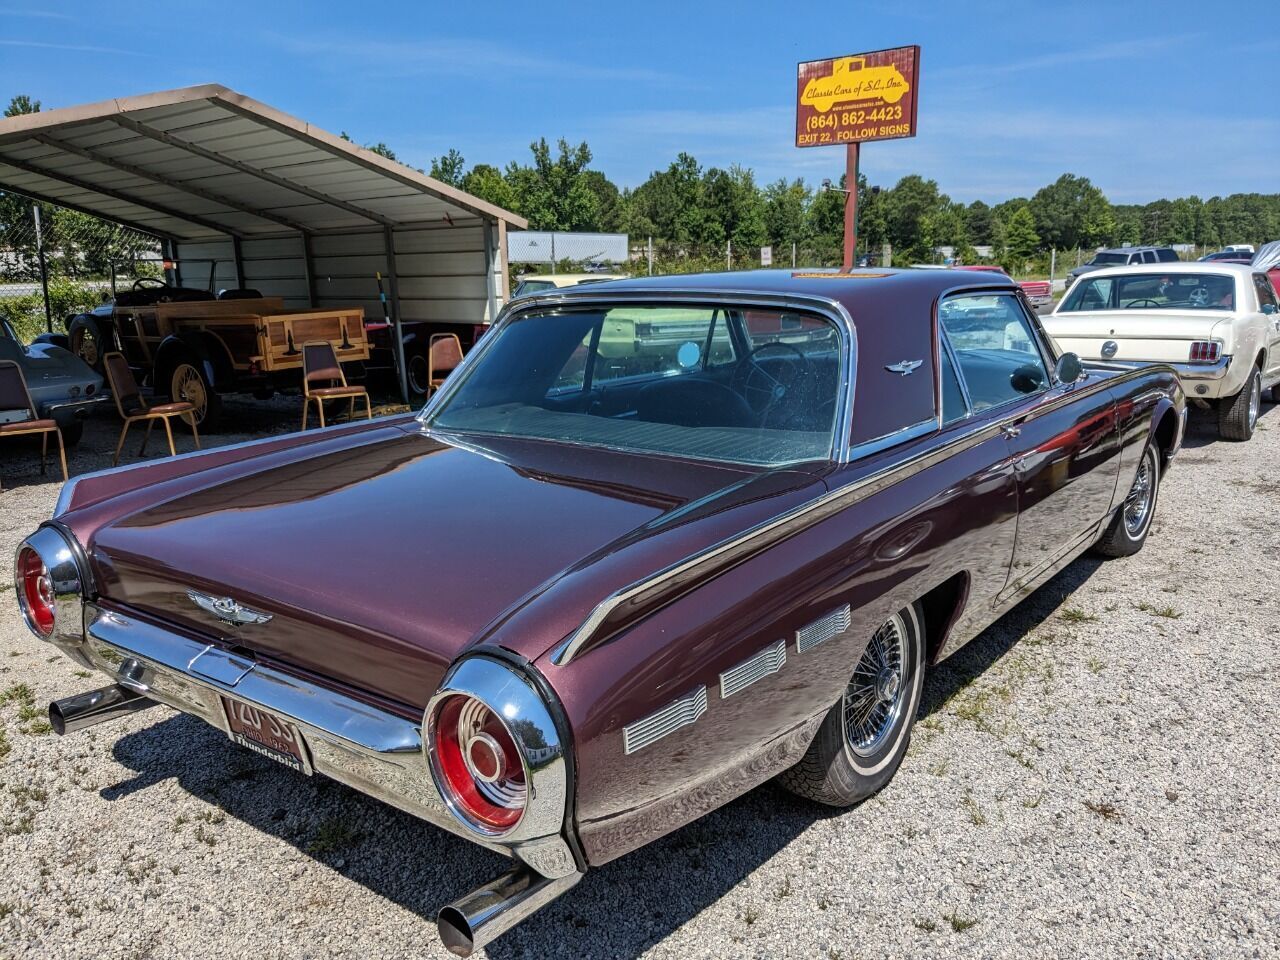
[796,46,920,148]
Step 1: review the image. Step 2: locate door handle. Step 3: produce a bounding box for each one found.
[1001,424,1022,438]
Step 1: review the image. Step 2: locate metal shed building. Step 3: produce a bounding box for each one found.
[0,84,527,399]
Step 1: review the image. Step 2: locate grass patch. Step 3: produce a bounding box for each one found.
[913,917,939,932]
[306,818,362,855]
[1136,602,1182,619]
[943,909,979,933]
[0,729,10,762]
[1058,608,1098,624]
[961,792,988,826]
[1086,657,1104,675]
[0,683,35,707]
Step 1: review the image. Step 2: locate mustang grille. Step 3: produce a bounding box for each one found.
[719,640,787,699]
[623,686,708,755]
[796,605,852,653]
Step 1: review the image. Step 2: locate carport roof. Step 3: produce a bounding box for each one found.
[0,84,527,242]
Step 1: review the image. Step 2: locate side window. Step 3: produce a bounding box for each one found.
[1253,274,1278,310]
[1157,248,1180,263]
[938,294,1049,411]
[939,342,968,424]
[1141,250,1158,263]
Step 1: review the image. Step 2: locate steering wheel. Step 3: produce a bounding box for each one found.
[1188,288,1210,307]
[732,340,814,422]
[1124,298,1161,309]
[132,277,169,291]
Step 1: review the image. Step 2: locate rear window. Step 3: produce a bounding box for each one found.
[429,303,844,466]
[1060,273,1235,312]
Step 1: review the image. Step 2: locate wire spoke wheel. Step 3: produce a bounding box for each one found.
[1123,451,1154,537]
[171,363,208,424]
[74,332,98,367]
[843,612,908,757]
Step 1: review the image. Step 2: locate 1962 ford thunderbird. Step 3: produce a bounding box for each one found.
[15,270,1185,955]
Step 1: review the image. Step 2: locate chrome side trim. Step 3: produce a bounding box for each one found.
[847,418,937,462]
[622,686,708,755]
[719,640,787,699]
[796,605,852,653]
[552,362,1162,667]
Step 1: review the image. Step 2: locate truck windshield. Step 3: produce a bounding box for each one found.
[1060,274,1235,312]
[427,303,843,466]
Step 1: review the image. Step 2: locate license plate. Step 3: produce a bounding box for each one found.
[220,697,311,775]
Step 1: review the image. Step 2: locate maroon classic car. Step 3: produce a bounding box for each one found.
[16,270,1184,955]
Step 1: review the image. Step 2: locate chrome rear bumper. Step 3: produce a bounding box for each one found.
[67,602,576,877]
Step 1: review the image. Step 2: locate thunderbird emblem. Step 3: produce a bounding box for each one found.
[885,359,923,376]
[186,590,272,626]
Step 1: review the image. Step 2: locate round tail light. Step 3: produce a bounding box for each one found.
[431,694,527,833]
[17,546,56,638]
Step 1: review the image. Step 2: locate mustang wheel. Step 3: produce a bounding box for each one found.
[1218,365,1260,441]
[779,602,925,807]
[1094,440,1160,558]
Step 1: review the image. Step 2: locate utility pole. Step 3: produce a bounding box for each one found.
[842,143,860,271]
[33,204,53,333]
[647,236,653,276]
[726,239,732,271]
[792,241,796,268]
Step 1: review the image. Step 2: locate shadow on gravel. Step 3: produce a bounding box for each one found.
[1180,398,1278,450]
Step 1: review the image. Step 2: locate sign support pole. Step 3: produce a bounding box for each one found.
[842,143,860,271]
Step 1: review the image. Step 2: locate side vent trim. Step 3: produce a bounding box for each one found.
[623,686,708,755]
[719,640,787,699]
[796,604,852,653]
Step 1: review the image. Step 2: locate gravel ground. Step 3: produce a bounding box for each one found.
[0,401,1277,960]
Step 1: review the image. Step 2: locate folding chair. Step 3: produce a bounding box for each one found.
[427,333,464,395]
[103,352,200,466]
[0,360,68,491]
[301,341,372,430]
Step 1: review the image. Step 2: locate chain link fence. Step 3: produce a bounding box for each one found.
[0,198,162,342]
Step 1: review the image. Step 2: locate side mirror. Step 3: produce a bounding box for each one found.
[1054,352,1084,383]
[1263,303,1277,316]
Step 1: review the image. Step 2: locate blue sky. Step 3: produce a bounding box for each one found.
[2,1,1277,203]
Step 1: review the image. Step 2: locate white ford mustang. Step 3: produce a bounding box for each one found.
[1043,262,1280,441]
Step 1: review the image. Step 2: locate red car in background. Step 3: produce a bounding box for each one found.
[955,264,1054,309]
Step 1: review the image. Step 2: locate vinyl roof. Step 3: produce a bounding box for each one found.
[0,84,527,243]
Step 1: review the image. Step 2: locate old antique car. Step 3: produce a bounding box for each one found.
[1046,262,1280,440]
[0,316,107,445]
[16,270,1184,955]
[67,280,368,430]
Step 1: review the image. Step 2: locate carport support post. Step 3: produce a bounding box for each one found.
[383,225,409,405]
[842,143,860,272]
[33,204,52,334]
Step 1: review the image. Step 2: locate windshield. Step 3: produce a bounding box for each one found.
[1089,252,1130,265]
[1059,273,1235,312]
[428,302,843,466]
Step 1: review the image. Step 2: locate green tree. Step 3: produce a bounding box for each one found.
[1028,174,1114,250]
[1004,206,1040,262]
[460,163,517,212]
[506,138,599,231]
[429,148,466,187]
[763,178,809,249]
[3,94,39,117]
[965,201,994,245]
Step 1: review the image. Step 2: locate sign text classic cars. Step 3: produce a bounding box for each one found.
[796,46,920,147]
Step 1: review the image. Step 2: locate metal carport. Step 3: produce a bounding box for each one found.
[0,84,527,401]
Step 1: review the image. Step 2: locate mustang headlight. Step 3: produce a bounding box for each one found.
[425,657,568,842]
[14,526,87,643]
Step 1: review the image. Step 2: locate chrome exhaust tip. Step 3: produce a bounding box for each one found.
[437,865,582,957]
[49,683,157,736]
